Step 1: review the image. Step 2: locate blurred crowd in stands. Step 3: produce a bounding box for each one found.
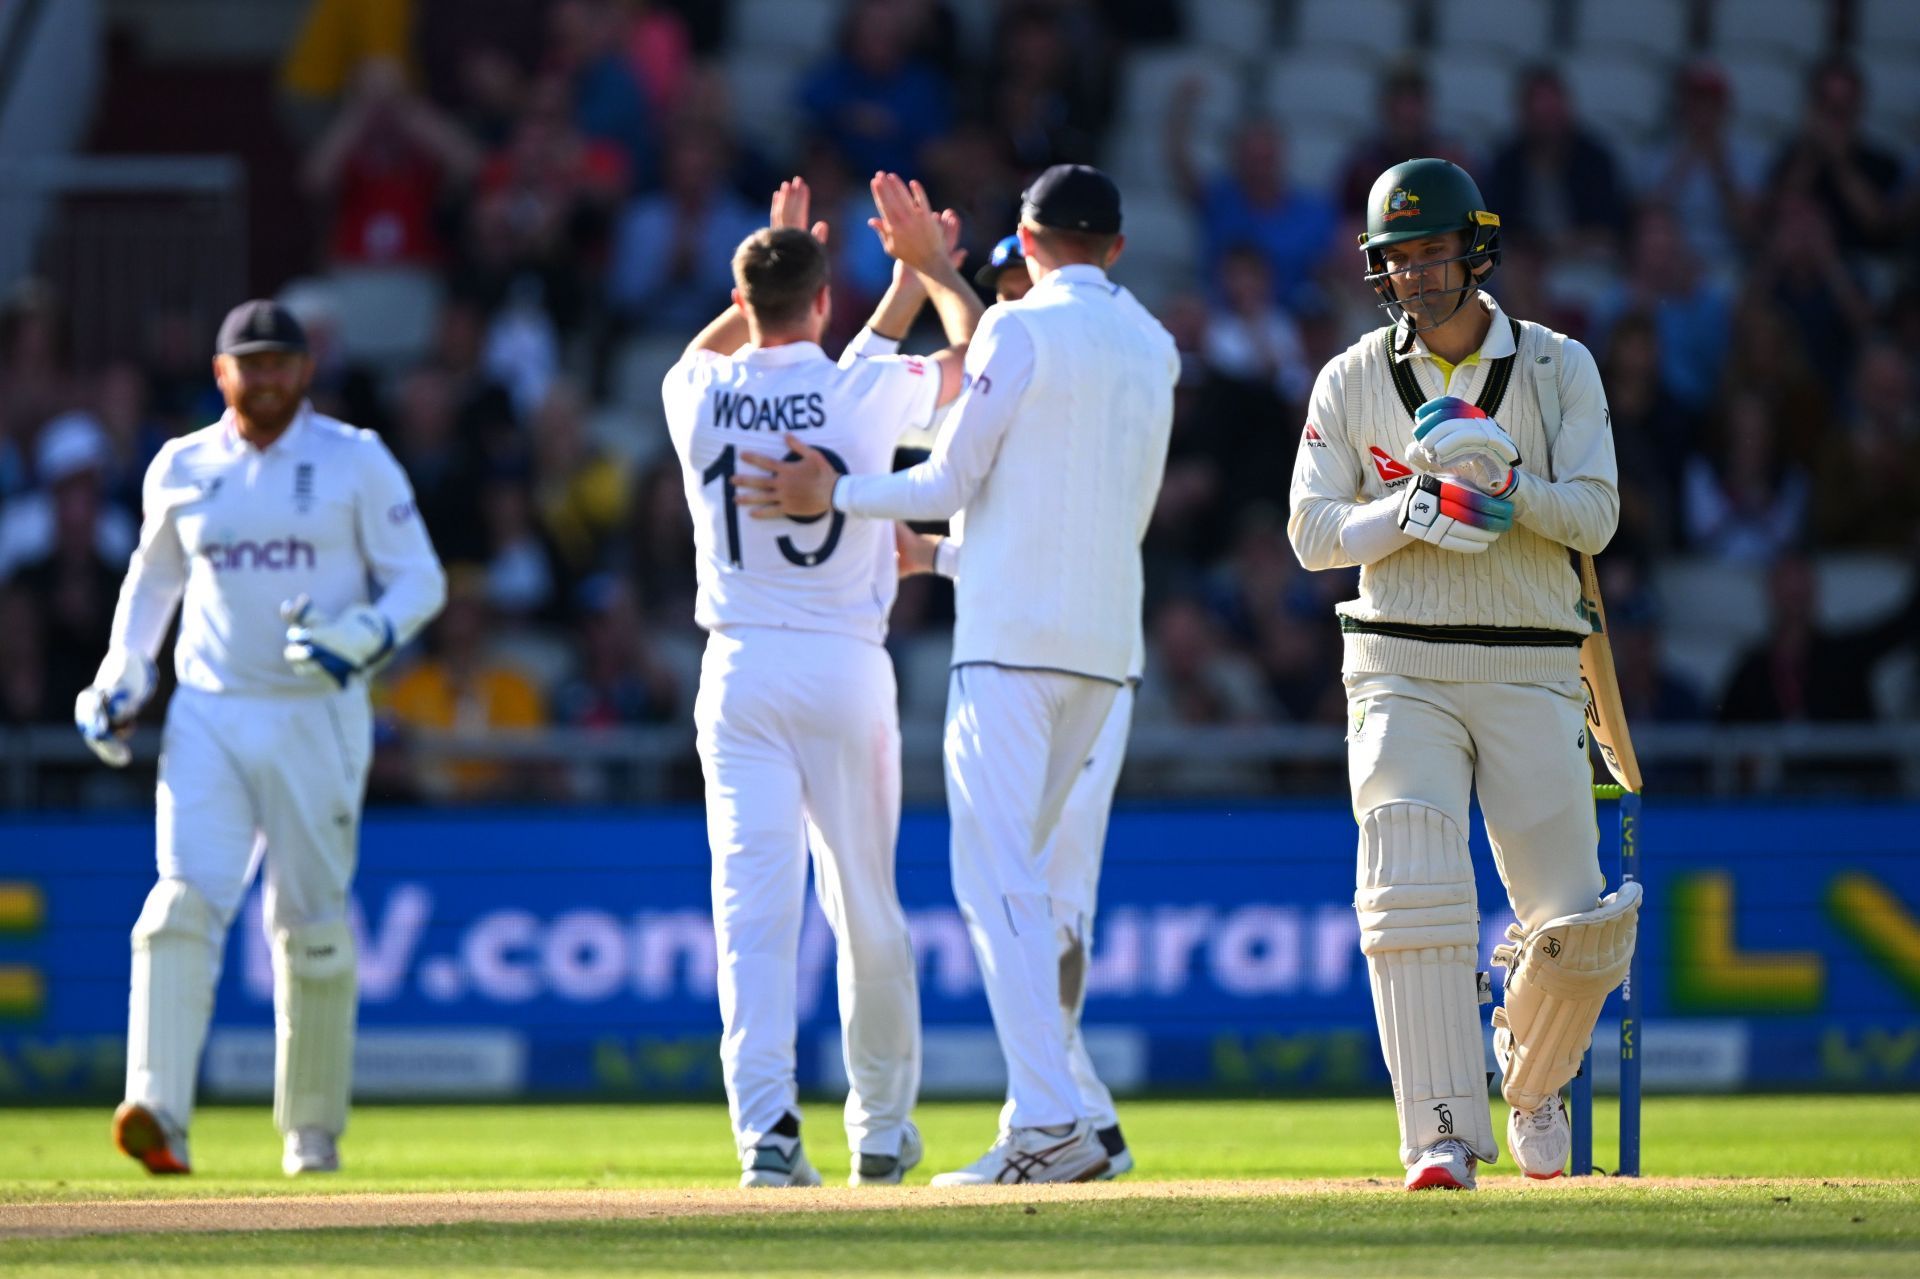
[2,0,1917,802]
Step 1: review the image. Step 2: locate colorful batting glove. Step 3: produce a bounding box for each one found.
[1410,396,1520,497]
[1397,473,1515,554]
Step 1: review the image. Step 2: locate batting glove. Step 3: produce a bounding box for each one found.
[73,649,158,768]
[1397,473,1514,554]
[282,596,395,689]
[1408,396,1520,497]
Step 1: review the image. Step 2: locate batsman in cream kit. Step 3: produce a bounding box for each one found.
[74,300,447,1177]
[1287,159,1641,1189]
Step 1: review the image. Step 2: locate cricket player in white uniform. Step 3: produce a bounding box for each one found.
[740,165,1176,1185]
[75,300,446,1176]
[1286,159,1640,1190]
[662,177,978,1188]
[891,232,1135,1178]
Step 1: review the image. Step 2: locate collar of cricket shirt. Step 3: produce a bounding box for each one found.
[742,341,828,366]
[220,399,314,456]
[1392,291,1517,365]
[1034,263,1112,291]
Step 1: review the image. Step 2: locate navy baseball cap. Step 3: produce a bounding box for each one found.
[1020,164,1122,234]
[974,234,1027,290]
[216,299,308,356]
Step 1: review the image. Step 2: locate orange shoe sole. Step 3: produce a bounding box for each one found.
[112,1103,190,1174]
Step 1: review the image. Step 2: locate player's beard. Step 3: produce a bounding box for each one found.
[234,385,305,437]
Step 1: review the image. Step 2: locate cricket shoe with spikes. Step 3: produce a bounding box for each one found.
[930,1120,1110,1186]
[1508,1096,1571,1179]
[849,1123,923,1186]
[740,1113,823,1188]
[112,1101,191,1175]
[1405,1138,1479,1191]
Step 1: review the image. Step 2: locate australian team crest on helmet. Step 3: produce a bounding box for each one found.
[1384,187,1422,222]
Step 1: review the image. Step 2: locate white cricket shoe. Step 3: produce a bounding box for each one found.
[930,1120,1110,1186]
[1404,1138,1479,1191]
[740,1114,823,1188]
[283,1128,340,1175]
[1094,1123,1133,1180]
[1509,1096,1571,1179]
[850,1123,923,1186]
[112,1101,190,1175]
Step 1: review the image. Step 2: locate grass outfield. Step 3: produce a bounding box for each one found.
[2,1098,1917,1276]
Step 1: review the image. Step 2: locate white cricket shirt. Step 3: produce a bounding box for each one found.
[663,339,939,643]
[107,403,447,696]
[832,265,1178,683]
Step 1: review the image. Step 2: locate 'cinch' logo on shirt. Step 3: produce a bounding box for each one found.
[202,537,317,571]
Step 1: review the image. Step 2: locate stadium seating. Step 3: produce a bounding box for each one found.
[1707,0,1828,62]
[1424,51,1520,146]
[1653,557,1768,703]
[1261,53,1378,137]
[1570,0,1693,59]
[1180,0,1275,61]
[723,51,807,167]
[1105,189,1197,312]
[1859,51,1920,146]
[1292,0,1414,60]
[1856,0,1920,57]
[1431,0,1554,63]
[1286,123,1356,194]
[729,0,839,61]
[1562,50,1671,141]
[327,267,442,370]
[1110,48,1246,195]
[1717,52,1807,137]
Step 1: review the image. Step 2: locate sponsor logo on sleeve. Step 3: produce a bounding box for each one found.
[1303,424,1327,448]
[1369,446,1413,486]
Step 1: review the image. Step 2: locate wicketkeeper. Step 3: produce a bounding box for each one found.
[75,300,446,1175]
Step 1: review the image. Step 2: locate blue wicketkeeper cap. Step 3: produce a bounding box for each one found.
[974,234,1026,290]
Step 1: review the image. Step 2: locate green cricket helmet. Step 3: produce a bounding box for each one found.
[1357,158,1501,337]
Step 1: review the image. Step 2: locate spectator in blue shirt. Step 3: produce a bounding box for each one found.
[607,128,760,335]
[798,0,953,178]
[1483,65,1629,262]
[1592,204,1732,411]
[550,0,655,183]
[1168,83,1336,317]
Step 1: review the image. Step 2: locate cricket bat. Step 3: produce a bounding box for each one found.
[1577,552,1643,793]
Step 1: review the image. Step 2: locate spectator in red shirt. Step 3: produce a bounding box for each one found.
[304,57,482,267]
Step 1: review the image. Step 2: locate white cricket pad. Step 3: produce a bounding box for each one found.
[1356,802,1497,1166]
[271,920,358,1136]
[126,879,222,1128]
[1491,882,1642,1111]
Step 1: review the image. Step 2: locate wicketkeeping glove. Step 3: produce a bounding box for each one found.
[1397,473,1514,554]
[1407,396,1520,497]
[73,649,158,768]
[282,596,395,688]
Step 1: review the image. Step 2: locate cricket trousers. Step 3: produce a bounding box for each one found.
[696,626,920,1158]
[127,684,370,1129]
[945,663,1118,1129]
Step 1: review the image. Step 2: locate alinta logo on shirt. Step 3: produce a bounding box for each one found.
[1369,446,1413,487]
